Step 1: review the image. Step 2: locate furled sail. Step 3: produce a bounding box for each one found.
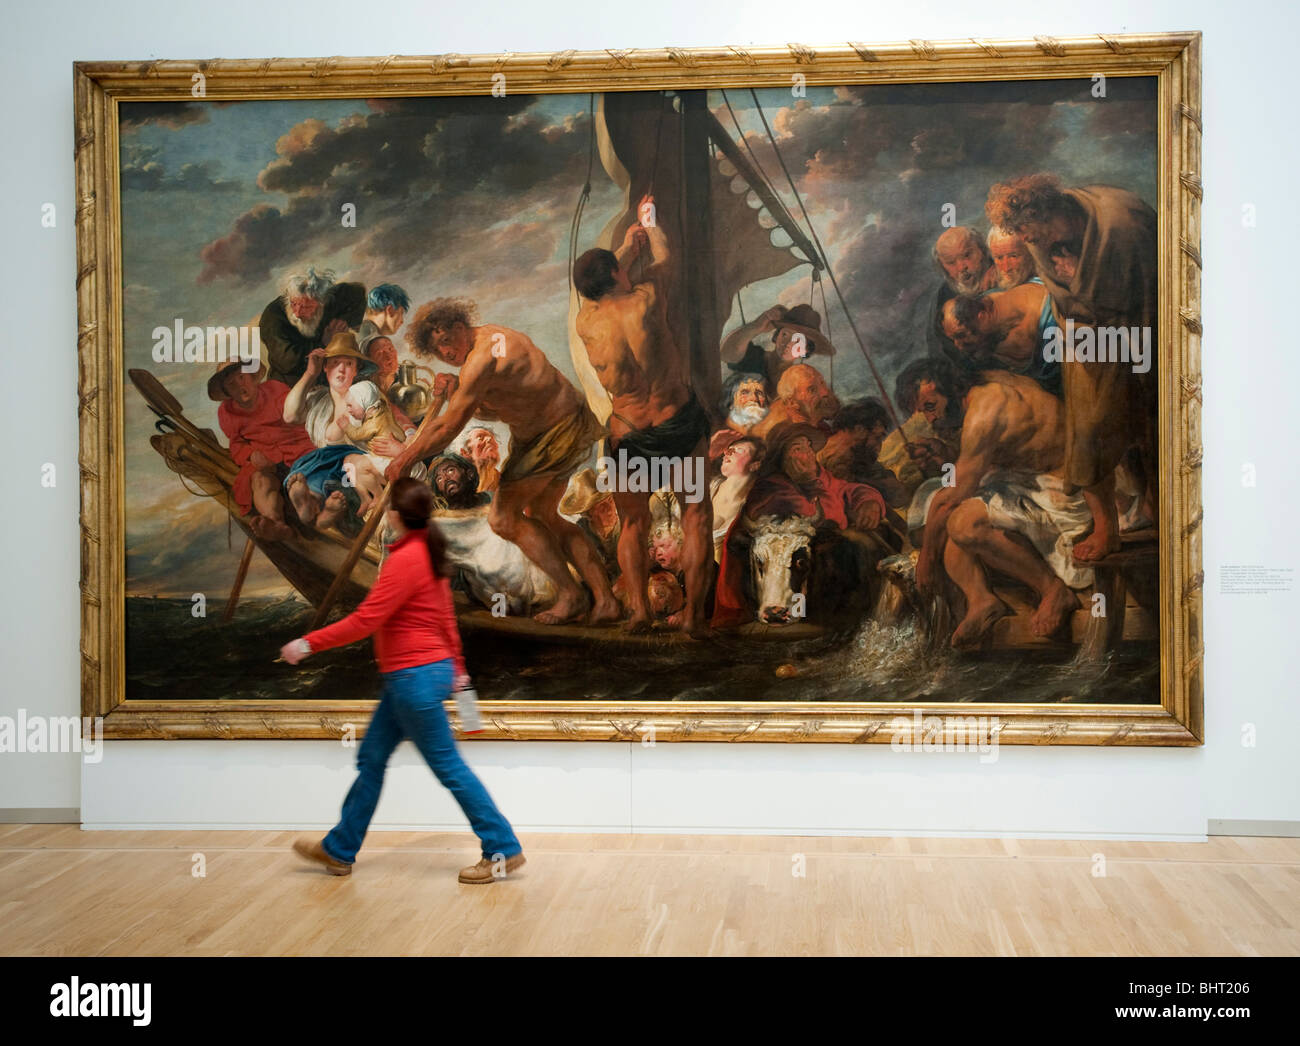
[568,90,814,423]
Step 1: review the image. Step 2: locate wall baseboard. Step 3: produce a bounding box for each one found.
[0,808,80,824]
[1207,819,1300,838]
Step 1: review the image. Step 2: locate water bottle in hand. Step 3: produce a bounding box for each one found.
[455,684,484,734]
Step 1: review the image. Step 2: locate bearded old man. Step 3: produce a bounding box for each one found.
[721,371,770,434]
[459,426,502,493]
[260,267,366,386]
[928,227,999,363]
[987,227,1037,289]
[985,173,1158,560]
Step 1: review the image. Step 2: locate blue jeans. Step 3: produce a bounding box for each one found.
[322,658,521,864]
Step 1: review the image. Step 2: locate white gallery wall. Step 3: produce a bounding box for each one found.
[2,0,1296,837]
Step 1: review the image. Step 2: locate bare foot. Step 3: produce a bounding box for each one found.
[951,596,1011,649]
[1030,580,1080,637]
[586,597,623,625]
[250,515,294,542]
[285,474,320,525]
[681,614,714,640]
[316,490,348,530]
[1073,528,1121,563]
[623,613,653,635]
[534,590,587,626]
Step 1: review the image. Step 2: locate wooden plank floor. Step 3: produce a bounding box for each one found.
[0,824,1297,956]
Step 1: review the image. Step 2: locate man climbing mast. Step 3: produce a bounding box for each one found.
[573,195,714,637]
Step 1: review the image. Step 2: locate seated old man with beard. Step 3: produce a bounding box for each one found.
[906,356,1095,649]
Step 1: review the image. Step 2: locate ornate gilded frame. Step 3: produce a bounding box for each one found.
[75,32,1203,744]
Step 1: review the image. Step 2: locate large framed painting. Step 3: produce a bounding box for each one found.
[75,32,1203,744]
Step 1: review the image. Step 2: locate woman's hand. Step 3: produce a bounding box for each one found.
[304,347,327,379]
[455,672,472,692]
[280,638,311,665]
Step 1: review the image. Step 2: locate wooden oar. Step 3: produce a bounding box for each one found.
[308,483,395,631]
[223,538,256,622]
[129,369,228,453]
[307,395,448,630]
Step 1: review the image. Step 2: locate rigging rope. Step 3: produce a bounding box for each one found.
[747,88,903,431]
[566,93,598,300]
[632,93,670,287]
[815,271,833,392]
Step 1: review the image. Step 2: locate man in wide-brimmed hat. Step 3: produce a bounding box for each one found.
[720,302,837,394]
[210,352,315,542]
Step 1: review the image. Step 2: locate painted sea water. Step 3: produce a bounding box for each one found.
[126,596,1160,705]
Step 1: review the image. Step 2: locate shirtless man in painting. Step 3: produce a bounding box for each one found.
[940,282,1062,397]
[906,357,1095,649]
[573,195,713,636]
[386,299,619,626]
[985,174,1159,561]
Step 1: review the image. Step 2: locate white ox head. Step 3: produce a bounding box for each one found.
[743,511,820,624]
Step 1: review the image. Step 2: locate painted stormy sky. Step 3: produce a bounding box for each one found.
[120,77,1156,597]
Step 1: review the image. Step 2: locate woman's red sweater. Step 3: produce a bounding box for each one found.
[304,531,467,676]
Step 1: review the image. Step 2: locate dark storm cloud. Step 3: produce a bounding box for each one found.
[120,100,231,133]
[197,97,595,287]
[720,78,1156,391]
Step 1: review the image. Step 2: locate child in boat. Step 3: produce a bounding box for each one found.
[342,380,408,514]
[211,358,316,542]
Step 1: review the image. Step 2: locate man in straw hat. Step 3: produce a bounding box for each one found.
[210,353,315,542]
[720,303,837,395]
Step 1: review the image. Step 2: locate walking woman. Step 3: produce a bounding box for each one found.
[281,477,525,884]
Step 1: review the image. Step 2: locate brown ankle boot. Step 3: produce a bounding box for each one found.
[458,852,526,884]
[293,837,352,876]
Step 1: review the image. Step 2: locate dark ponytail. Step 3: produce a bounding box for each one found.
[389,477,450,579]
